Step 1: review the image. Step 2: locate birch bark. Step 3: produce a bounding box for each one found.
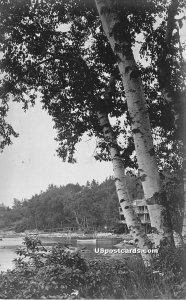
[97,75,152,262]
[95,0,174,247]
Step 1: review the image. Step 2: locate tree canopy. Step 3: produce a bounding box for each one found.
[0,175,144,232]
[0,0,185,172]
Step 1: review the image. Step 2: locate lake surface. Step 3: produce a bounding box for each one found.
[0,236,123,272]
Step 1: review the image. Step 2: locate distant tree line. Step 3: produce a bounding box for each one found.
[0,174,144,233]
[0,172,183,235]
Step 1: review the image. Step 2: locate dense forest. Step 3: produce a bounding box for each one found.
[0,174,144,233]
[0,1,185,297]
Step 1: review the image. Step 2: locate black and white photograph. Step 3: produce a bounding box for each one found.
[0,0,186,298]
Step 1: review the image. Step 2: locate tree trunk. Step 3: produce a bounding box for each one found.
[95,0,174,247]
[182,152,186,239]
[97,75,152,264]
[182,99,186,239]
[180,93,186,241]
[157,0,180,123]
[73,210,83,230]
[156,0,186,242]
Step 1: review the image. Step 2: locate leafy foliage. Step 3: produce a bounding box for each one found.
[0,235,141,299]
[0,0,184,171]
[0,176,144,232]
[0,235,185,299]
[0,100,19,150]
[0,172,184,235]
[152,244,186,299]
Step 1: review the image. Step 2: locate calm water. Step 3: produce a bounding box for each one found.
[0,236,123,272]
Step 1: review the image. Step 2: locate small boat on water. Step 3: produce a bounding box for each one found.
[114,240,135,248]
[0,238,3,241]
[64,245,79,253]
[77,239,96,244]
[64,244,86,253]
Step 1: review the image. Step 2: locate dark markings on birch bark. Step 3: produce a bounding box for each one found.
[120,199,125,203]
[114,43,122,53]
[125,66,133,74]
[132,128,143,135]
[147,192,173,243]
[104,129,110,135]
[134,225,141,230]
[130,69,141,80]
[98,114,105,120]
[149,148,155,157]
[122,48,132,60]
[140,174,147,182]
[115,54,122,63]
[151,227,159,234]
[112,23,131,44]
[109,142,119,149]
[114,43,131,59]
[100,6,111,15]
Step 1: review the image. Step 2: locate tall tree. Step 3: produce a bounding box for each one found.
[0,0,154,255]
[0,0,184,247]
[95,0,175,246]
[97,72,152,258]
[151,0,186,239]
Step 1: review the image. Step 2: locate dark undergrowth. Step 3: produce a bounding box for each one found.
[0,235,185,299]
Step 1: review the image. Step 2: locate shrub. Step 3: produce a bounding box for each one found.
[0,235,149,299]
[150,243,186,299]
[0,235,186,299]
[14,219,28,233]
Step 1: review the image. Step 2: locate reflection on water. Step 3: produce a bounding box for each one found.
[0,248,16,272]
[0,236,123,272]
[0,237,25,272]
[0,237,24,248]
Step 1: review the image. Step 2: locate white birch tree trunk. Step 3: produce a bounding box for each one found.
[96,78,152,263]
[95,0,174,247]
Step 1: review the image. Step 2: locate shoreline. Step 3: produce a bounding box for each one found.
[0,230,132,240]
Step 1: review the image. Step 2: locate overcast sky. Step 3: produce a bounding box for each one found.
[0,101,113,207]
